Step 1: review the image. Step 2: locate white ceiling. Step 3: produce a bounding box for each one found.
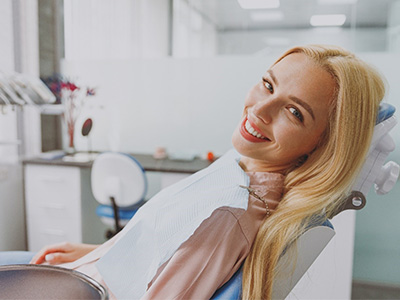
[188,0,397,31]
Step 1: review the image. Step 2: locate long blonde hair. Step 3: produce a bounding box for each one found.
[242,45,385,299]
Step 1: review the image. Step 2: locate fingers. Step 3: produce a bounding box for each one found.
[44,252,74,264]
[30,250,52,265]
[29,242,99,265]
[29,254,44,265]
[30,242,72,265]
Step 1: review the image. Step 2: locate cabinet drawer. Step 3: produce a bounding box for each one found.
[25,165,81,219]
[27,199,81,220]
[27,215,82,252]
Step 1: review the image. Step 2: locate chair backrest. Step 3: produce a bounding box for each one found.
[211,103,398,299]
[91,152,147,207]
[211,220,335,300]
[271,220,335,299]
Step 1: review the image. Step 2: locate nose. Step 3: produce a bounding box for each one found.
[252,96,278,125]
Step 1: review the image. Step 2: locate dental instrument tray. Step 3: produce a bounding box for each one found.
[0,264,108,299]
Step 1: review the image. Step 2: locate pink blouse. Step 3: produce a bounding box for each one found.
[60,172,284,299]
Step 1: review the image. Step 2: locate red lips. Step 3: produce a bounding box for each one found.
[239,118,270,143]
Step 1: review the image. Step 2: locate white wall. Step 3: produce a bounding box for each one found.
[64,0,170,60]
[172,0,218,57]
[0,0,15,72]
[388,0,400,52]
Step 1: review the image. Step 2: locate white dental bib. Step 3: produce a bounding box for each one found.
[96,149,250,299]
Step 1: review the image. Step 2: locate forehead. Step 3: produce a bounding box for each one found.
[270,53,336,113]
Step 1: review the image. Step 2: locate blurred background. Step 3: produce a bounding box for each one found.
[1,0,399,298]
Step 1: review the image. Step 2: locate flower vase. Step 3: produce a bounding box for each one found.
[66,120,76,154]
[62,89,80,155]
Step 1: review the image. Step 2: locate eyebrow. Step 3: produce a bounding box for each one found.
[289,96,315,121]
[267,69,315,121]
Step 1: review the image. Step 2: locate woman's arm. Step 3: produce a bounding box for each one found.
[30,242,99,265]
[142,207,250,300]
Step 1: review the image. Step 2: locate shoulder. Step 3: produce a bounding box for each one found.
[193,206,252,248]
[215,206,246,221]
[215,200,268,247]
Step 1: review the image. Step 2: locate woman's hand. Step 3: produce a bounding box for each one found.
[30,242,99,265]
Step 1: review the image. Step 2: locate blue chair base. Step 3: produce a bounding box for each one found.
[95,200,145,220]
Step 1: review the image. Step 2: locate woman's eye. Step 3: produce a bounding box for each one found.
[262,78,273,93]
[288,107,304,122]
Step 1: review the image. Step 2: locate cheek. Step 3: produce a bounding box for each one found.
[278,126,321,154]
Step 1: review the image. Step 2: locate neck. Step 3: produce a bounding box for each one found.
[239,157,292,174]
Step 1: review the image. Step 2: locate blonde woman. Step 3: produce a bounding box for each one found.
[1,45,385,299]
[240,45,385,299]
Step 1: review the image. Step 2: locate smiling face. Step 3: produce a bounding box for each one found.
[232,53,337,173]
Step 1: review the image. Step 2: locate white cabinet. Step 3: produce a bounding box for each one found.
[24,164,107,252]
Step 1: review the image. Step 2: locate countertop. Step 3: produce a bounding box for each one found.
[23,152,214,174]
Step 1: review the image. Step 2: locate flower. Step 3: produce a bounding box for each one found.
[42,74,96,104]
[61,82,79,92]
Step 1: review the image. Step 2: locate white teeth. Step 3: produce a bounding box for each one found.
[245,120,267,140]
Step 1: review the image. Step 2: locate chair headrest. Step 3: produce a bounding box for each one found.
[377,103,396,124]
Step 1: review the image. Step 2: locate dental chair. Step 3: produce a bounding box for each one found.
[91,152,147,239]
[211,103,399,299]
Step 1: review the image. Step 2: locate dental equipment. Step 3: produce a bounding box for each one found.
[0,72,56,106]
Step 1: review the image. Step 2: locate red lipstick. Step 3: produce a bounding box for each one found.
[239,118,269,143]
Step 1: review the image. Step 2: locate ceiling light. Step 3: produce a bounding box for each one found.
[310,14,346,26]
[250,11,284,22]
[318,0,357,4]
[238,0,280,10]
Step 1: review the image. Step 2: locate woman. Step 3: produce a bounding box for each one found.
[2,45,385,299]
[239,45,385,299]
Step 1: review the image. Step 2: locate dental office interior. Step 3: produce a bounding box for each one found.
[1,0,400,298]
